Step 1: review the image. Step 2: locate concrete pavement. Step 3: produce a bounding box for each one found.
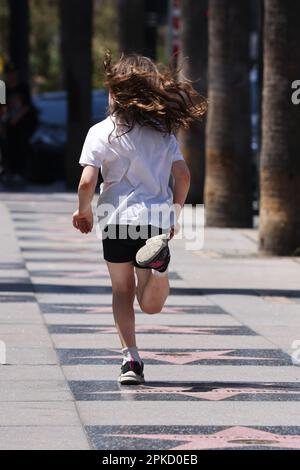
[1,187,300,449]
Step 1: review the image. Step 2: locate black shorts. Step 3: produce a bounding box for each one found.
[101,224,164,265]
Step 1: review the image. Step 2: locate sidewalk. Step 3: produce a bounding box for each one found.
[1,189,300,449]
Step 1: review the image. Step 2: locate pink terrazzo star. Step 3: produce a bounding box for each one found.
[75,349,273,365]
[88,384,300,401]
[72,325,222,334]
[66,269,109,278]
[84,306,114,314]
[160,306,197,314]
[76,305,212,315]
[107,426,300,449]
[126,349,272,365]
[44,235,90,243]
[134,325,223,334]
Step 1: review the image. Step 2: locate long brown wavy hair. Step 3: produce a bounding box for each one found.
[103,49,207,139]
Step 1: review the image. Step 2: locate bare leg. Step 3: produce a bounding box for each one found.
[106,261,136,348]
[135,267,170,314]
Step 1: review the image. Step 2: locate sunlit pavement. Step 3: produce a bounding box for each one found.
[1,188,300,450]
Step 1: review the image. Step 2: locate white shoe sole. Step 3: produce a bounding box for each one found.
[118,371,145,385]
[145,233,169,244]
[136,239,168,266]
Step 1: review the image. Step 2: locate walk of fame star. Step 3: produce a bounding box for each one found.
[79,382,300,401]
[102,426,300,450]
[49,324,252,335]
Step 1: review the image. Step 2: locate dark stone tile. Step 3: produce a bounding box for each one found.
[11,217,38,223]
[0,283,33,292]
[28,270,109,280]
[85,425,300,450]
[10,209,69,214]
[170,287,300,299]
[0,294,36,303]
[0,262,26,270]
[39,303,113,314]
[24,258,101,264]
[40,303,225,315]
[13,226,45,232]
[48,324,255,336]
[1,277,31,284]
[57,348,292,366]
[168,272,182,280]
[20,247,99,254]
[32,284,111,294]
[70,380,300,402]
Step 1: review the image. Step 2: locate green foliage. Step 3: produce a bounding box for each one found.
[2,0,168,91]
[30,0,61,92]
[31,0,119,92]
[0,0,9,76]
[157,25,169,65]
[93,0,118,89]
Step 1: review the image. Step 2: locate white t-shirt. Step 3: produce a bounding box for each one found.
[79,115,185,229]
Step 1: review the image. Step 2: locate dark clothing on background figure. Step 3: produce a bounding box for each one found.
[6,105,37,177]
[4,83,38,178]
[1,64,37,180]
[6,81,31,106]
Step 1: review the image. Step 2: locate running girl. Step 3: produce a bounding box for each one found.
[72,50,207,385]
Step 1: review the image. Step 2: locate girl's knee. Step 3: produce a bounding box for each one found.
[112,282,135,300]
[139,300,164,315]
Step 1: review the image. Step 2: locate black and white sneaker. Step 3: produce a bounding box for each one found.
[118,360,145,385]
[135,233,171,272]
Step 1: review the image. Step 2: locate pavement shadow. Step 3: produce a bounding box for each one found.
[2,282,300,300]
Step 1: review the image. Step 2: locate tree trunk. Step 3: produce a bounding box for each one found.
[259,0,300,255]
[8,0,29,83]
[178,0,208,204]
[118,0,145,55]
[250,0,264,205]
[118,0,158,59]
[59,0,93,189]
[144,0,158,60]
[204,0,253,227]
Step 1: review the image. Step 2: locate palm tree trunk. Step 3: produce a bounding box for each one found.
[8,0,29,83]
[118,0,145,55]
[144,0,158,60]
[60,0,93,189]
[204,0,253,227]
[259,0,300,255]
[178,0,208,204]
[118,0,158,59]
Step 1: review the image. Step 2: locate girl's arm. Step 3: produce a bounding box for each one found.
[170,160,191,237]
[72,165,99,234]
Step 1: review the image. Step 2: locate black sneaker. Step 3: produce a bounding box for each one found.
[118,360,145,385]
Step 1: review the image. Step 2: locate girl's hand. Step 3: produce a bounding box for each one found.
[169,222,180,240]
[72,206,93,234]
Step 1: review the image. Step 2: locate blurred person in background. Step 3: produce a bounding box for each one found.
[0,63,37,187]
[0,104,8,177]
